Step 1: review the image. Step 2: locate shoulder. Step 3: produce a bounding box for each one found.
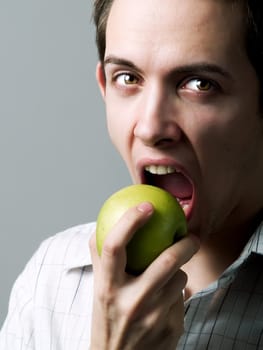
[0,223,96,348]
[34,222,96,270]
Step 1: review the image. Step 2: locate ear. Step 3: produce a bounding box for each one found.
[96,61,106,99]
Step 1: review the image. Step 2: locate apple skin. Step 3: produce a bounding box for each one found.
[96,184,187,275]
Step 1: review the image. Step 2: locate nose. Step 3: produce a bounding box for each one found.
[133,84,183,148]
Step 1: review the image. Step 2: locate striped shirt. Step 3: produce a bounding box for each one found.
[0,220,263,349]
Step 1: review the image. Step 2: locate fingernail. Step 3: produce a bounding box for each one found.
[137,202,154,215]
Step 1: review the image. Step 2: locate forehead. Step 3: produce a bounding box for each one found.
[105,0,245,66]
[107,0,243,28]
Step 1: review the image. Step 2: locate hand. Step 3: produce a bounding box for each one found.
[89,202,199,350]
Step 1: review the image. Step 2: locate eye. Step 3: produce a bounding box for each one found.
[114,73,139,86]
[182,78,214,92]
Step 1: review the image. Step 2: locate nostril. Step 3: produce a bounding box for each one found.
[155,138,178,147]
[134,112,183,147]
[156,138,174,146]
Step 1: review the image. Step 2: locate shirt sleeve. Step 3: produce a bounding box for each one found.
[0,224,94,350]
[0,237,53,350]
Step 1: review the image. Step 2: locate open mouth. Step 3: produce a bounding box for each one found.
[143,164,194,219]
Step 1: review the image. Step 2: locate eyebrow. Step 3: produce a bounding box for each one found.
[104,56,143,74]
[103,55,233,81]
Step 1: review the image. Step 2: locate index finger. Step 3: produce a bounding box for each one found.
[99,202,154,284]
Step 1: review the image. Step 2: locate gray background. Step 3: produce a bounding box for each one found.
[0,1,130,325]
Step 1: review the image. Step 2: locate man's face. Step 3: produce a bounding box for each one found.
[97,0,263,239]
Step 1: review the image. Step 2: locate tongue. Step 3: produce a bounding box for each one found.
[151,173,193,199]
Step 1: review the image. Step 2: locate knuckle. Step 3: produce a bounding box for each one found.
[119,303,133,320]
[102,240,121,258]
[143,308,161,328]
[122,205,151,230]
[160,250,180,269]
[117,294,141,322]
[97,283,115,305]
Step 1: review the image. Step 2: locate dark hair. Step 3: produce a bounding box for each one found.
[93,0,114,63]
[242,1,263,89]
[93,0,263,91]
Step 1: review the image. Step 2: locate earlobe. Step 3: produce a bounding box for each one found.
[96,62,106,99]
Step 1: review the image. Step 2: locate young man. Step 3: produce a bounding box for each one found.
[1,0,263,349]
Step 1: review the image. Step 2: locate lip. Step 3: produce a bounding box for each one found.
[136,158,195,221]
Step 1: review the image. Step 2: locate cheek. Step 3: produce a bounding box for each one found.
[189,103,259,188]
[105,101,133,160]
[192,101,260,162]
[197,107,263,208]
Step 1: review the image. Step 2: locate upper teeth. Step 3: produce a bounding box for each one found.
[145,165,176,175]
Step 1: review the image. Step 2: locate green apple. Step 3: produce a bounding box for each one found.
[96,184,187,275]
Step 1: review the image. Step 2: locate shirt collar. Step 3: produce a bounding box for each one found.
[239,219,263,258]
[64,219,263,271]
[217,220,263,281]
[185,219,263,303]
[65,222,96,270]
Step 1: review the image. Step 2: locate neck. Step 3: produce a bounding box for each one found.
[182,213,262,299]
